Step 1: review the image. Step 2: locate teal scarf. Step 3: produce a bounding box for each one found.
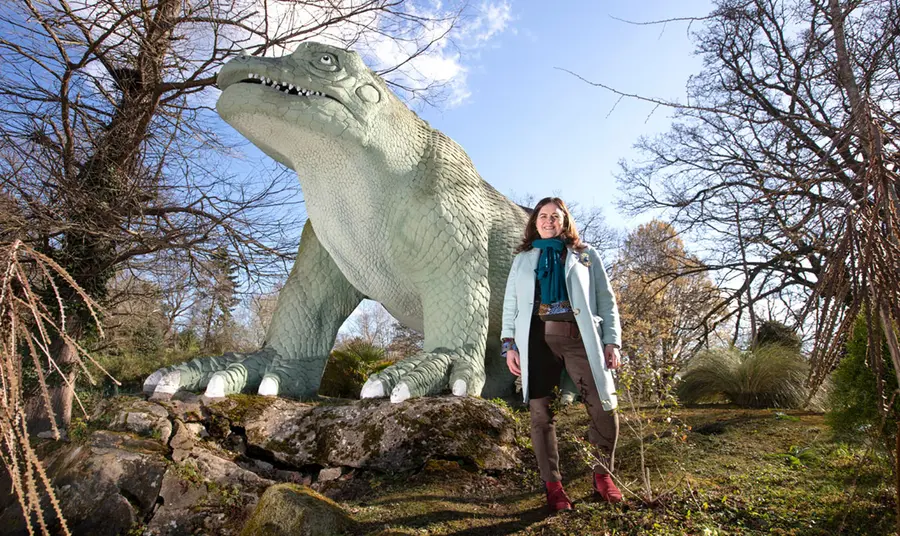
[533,238,568,305]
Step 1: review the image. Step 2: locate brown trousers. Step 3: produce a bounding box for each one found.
[528,316,619,482]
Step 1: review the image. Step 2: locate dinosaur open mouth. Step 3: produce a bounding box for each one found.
[238,73,340,102]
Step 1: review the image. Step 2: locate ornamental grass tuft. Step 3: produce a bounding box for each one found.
[677,344,808,408]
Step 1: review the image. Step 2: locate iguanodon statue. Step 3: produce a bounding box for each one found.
[143,42,531,403]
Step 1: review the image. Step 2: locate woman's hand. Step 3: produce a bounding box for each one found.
[604,344,621,370]
[506,349,521,376]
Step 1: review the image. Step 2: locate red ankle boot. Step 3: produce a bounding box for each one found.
[592,473,623,503]
[545,481,573,512]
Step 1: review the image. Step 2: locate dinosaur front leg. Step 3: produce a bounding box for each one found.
[144,221,362,398]
[143,351,268,396]
[361,256,491,403]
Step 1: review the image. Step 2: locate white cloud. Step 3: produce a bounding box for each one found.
[370,1,513,106]
[462,1,514,47]
[67,0,512,109]
[252,0,514,107]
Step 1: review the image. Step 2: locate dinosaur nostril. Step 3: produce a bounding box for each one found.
[356,84,380,103]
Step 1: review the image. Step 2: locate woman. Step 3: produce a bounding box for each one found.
[501,197,622,512]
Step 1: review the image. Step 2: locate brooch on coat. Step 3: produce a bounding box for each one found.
[578,251,591,267]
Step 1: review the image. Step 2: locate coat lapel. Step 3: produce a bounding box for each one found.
[523,249,540,286]
[564,247,579,280]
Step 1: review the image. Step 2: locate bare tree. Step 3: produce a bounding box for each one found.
[1,241,109,535]
[569,202,622,265]
[245,281,284,348]
[570,0,898,394]
[342,300,398,348]
[0,0,493,430]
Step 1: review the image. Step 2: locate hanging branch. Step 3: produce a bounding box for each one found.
[0,240,113,535]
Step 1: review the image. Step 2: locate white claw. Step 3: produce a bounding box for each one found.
[390,383,411,404]
[143,370,165,394]
[258,376,279,397]
[360,378,385,399]
[154,371,181,395]
[451,379,467,397]
[205,374,226,398]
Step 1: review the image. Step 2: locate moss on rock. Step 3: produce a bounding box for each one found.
[209,394,278,424]
[239,483,356,536]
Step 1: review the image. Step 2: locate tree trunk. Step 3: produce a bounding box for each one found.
[25,333,80,435]
[27,0,183,434]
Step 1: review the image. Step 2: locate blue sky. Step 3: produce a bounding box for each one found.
[418,0,714,230]
[220,0,716,234]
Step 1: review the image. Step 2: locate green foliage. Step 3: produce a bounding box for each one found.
[488,397,514,416]
[781,444,816,469]
[677,344,808,408]
[68,417,89,443]
[826,316,899,450]
[319,339,386,399]
[125,523,146,536]
[172,461,204,484]
[369,359,393,374]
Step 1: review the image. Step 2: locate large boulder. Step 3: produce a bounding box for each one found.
[239,483,356,536]
[0,432,167,536]
[99,396,174,443]
[145,447,274,536]
[209,396,520,472]
[2,395,521,535]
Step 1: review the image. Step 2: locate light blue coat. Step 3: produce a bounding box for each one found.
[501,245,621,411]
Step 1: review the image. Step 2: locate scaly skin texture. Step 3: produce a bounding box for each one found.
[143,42,529,402]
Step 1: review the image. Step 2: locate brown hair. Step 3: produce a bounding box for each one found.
[515,197,586,253]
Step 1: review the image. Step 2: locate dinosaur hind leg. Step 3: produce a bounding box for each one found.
[361,259,490,402]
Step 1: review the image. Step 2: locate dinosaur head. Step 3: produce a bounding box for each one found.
[216,42,403,169]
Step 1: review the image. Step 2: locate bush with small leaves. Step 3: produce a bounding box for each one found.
[827,315,899,452]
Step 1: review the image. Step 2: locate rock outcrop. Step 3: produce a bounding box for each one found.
[0,394,521,535]
[210,395,520,473]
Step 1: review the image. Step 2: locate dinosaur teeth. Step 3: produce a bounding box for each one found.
[244,73,328,98]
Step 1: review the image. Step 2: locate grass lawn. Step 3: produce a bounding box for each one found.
[319,403,895,535]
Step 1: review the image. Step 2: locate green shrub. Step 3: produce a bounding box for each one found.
[319,339,386,399]
[677,344,808,408]
[754,320,802,352]
[827,316,899,450]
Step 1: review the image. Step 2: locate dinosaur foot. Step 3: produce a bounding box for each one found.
[142,348,277,399]
[360,350,485,403]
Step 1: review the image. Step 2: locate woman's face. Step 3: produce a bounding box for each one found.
[536,202,565,239]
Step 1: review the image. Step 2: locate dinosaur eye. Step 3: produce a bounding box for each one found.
[312,53,339,72]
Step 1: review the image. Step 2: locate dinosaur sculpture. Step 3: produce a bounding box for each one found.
[143,42,529,403]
